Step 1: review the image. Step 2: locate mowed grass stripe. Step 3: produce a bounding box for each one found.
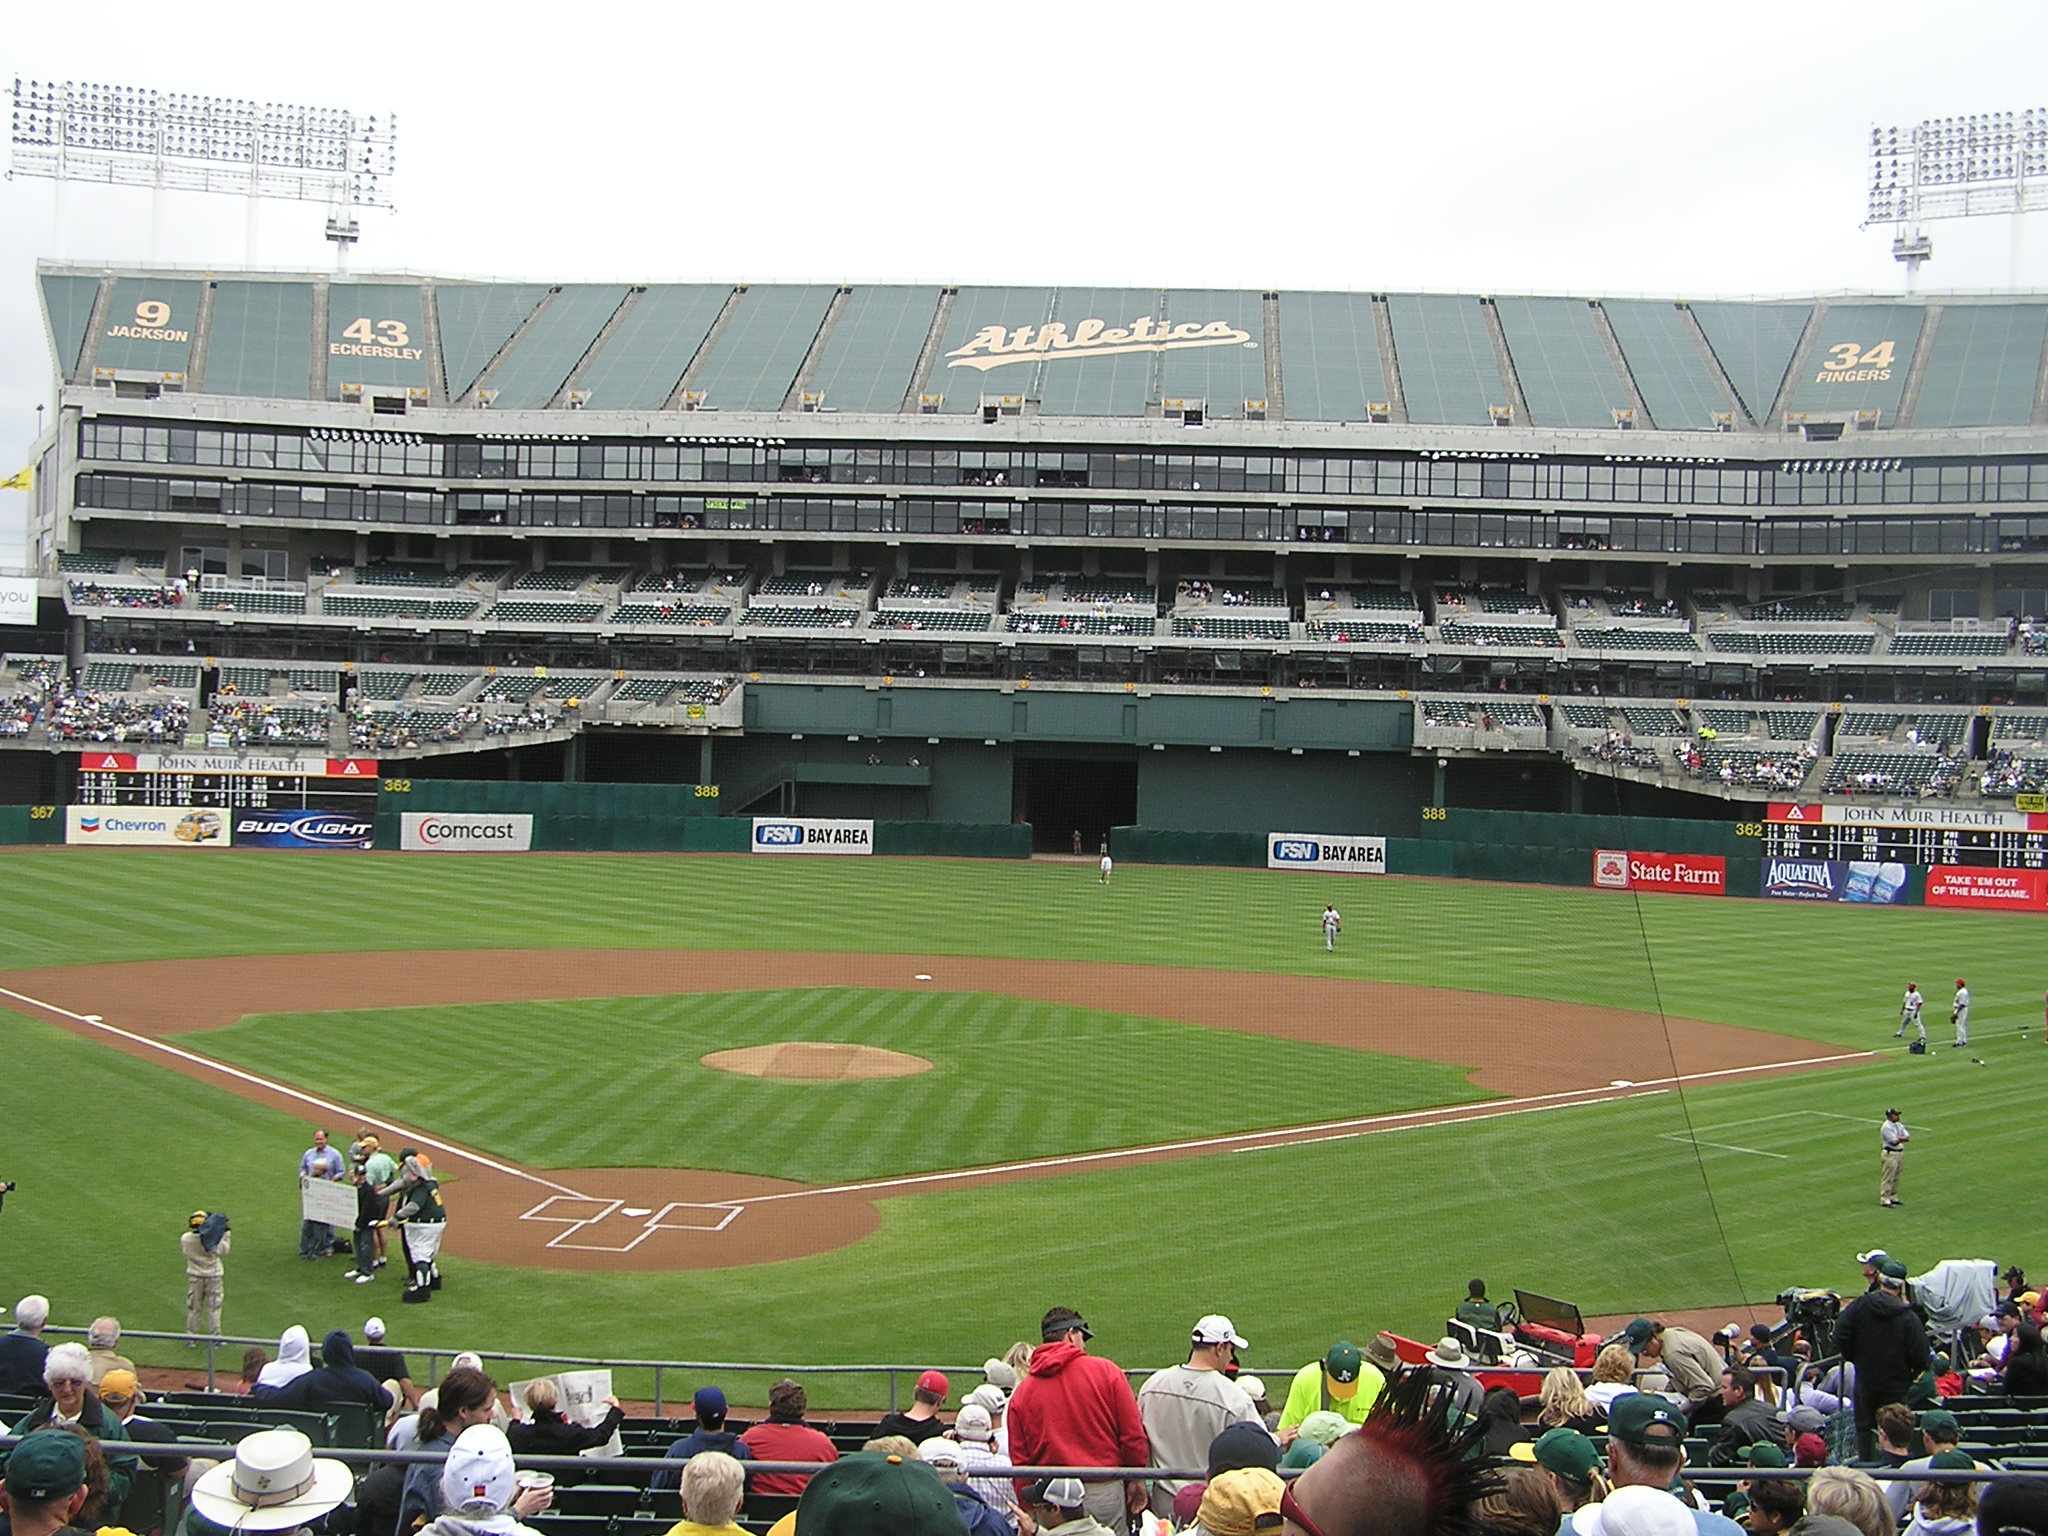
[183,989,1488,1181]
[5,849,2044,1047]
[6,985,2042,1382]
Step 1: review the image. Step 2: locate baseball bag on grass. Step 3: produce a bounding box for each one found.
[1908,1038,1927,1055]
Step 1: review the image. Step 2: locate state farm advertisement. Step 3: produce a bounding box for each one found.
[1924,867,2048,913]
[1593,848,1726,896]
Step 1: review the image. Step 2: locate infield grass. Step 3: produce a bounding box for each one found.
[190,989,1486,1179]
[1,845,2042,1391]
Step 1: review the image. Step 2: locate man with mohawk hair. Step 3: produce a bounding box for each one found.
[1279,1373,1492,1536]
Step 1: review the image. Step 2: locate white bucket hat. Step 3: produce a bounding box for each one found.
[189,1429,353,1532]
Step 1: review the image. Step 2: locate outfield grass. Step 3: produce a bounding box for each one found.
[190,990,1485,1179]
[1,845,2042,1389]
[1,848,2042,1045]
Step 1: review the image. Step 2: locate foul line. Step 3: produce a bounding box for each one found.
[0,980,1876,1218]
[730,1049,1876,1205]
[0,985,588,1199]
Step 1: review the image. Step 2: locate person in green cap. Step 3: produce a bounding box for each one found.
[785,1453,969,1536]
[0,1430,93,1536]
[1736,1452,1802,1534]
[1901,1450,1980,1536]
[1277,1340,1386,1444]
[1883,1412,1973,1524]
[1508,1427,1607,1516]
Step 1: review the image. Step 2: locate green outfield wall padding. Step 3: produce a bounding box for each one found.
[873,821,1031,859]
[0,807,64,845]
[368,806,1018,857]
[379,779,723,819]
[1422,807,1755,859]
[1109,827,1267,867]
[1385,837,1454,877]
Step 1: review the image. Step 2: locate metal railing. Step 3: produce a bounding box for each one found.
[42,1321,1832,1417]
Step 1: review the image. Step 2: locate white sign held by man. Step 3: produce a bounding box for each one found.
[299,1176,356,1231]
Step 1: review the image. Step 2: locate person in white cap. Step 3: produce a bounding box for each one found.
[941,1401,1012,1514]
[1138,1314,1265,1514]
[422,1424,553,1536]
[1019,1476,1114,1536]
[1570,1483,1700,1536]
[189,1429,354,1535]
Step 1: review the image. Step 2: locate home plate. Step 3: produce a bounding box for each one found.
[621,1207,652,1217]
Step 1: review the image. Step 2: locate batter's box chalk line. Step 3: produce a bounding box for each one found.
[520,1195,742,1251]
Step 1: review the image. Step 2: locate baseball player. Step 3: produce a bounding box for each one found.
[1951,978,1971,1048]
[1897,983,1926,1044]
[1322,904,1342,952]
[1098,851,1113,885]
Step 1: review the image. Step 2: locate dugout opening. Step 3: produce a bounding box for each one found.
[1013,753,1137,854]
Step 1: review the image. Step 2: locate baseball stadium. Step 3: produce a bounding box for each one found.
[6,264,2048,1529]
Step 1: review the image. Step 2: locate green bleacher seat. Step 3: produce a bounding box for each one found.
[748,607,861,629]
[556,1486,643,1517]
[1766,712,1821,739]
[1440,624,1562,648]
[1169,616,1290,640]
[486,600,605,624]
[873,610,993,632]
[611,601,732,626]
[1890,632,2011,656]
[358,672,415,699]
[1305,621,1421,644]
[324,594,481,621]
[1575,628,1700,652]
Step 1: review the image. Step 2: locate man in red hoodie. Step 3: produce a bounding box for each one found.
[1009,1306,1149,1530]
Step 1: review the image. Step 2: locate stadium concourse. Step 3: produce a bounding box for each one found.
[6,270,2048,848]
[5,1280,2048,1536]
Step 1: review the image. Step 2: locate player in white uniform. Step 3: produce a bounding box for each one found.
[1322,904,1342,951]
[1951,978,1970,1047]
[1896,983,1926,1044]
[1099,852,1113,884]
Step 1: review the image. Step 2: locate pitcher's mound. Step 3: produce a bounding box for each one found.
[702,1043,933,1080]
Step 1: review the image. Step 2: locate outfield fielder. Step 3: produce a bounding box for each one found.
[1897,983,1926,1044]
[1323,904,1342,951]
[1099,852,1113,884]
[1951,978,1971,1048]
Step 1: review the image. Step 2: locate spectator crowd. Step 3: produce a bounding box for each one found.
[3,1257,2048,1536]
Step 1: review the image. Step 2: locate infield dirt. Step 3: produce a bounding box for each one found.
[0,950,1870,1272]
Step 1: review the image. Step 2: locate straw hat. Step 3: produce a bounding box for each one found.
[189,1430,352,1532]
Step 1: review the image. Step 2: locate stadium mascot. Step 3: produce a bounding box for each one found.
[381,1149,447,1304]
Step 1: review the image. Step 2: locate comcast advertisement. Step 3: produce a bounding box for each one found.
[399,812,535,852]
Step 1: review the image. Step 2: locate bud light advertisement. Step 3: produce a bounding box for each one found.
[232,810,375,850]
[1762,859,1908,904]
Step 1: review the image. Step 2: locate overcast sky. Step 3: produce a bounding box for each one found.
[6,0,2048,564]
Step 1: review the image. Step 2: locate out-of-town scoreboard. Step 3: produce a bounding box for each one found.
[1765,801,2048,869]
[73,752,380,810]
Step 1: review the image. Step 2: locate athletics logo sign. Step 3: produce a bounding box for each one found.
[946,316,1255,372]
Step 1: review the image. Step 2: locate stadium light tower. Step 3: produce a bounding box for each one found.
[1865,110,2048,291]
[8,78,396,270]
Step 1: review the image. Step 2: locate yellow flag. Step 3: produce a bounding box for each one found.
[0,466,31,493]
